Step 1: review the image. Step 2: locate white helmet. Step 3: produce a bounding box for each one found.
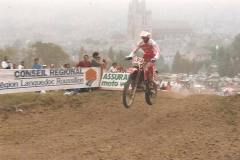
[140,31,151,38]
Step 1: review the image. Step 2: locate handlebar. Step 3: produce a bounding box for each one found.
[125,57,133,61]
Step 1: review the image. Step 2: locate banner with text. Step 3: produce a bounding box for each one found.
[100,73,130,90]
[0,68,101,94]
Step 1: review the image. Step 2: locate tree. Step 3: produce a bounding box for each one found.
[182,59,192,74]
[231,34,240,75]
[232,34,240,58]
[108,47,115,62]
[217,47,227,76]
[79,46,87,58]
[212,46,235,77]
[30,42,70,67]
[172,51,182,73]
[21,47,36,68]
[115,50,123,63]
[171,51,206,74]
[157,56,170,73]
[115,50,132,69]
[0,46,18,63]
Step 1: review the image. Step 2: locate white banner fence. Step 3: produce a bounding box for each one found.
[100,73,130,90]
[0,68,101,94]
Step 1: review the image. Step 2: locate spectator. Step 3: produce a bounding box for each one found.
[12,64,17,69]
[108,62,118,73]
[31,58,44,93]
[97,56,107,72]
[91,51,107,73]
[32,58,42,69]
[160,82,166,90]
[50,64,55,69]
[42,64,48,69]
[166,82,172,91]
[1,56,11,69]
[63,63,76,95]
[63,63,71,68]
[117,64,125,73]
[18,61,25,69]
[76,55,91,68]
[91,52,101,67]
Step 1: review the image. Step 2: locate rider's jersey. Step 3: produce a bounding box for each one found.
[132,39,160,60]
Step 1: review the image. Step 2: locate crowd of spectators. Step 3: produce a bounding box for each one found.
[0,51,130,74]
[1,52,128,95]
[0,56,25,69]
[75,52,108,72]
[1,54,130,95]
[0,52,112,71]
[1,51,129,94]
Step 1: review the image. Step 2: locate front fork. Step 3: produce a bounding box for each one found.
[143,62,156,91]
[131,61,155,91]
[142,60,155,81]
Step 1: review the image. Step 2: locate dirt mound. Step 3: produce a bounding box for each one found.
[0,91,240,160]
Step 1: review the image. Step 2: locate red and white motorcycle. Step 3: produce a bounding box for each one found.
[122,56,158,108]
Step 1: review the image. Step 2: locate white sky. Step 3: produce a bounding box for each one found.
[0,0,239,41]
[1,0,239,10]
[1,0,239,19]
[1,0,239,25]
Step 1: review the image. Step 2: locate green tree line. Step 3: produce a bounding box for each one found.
[171,33,240,76]
[0,42,70,68]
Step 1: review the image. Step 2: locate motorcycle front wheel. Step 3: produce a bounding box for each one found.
[145,80,158,105]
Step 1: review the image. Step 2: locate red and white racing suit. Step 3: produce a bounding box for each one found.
[130,39,160,81]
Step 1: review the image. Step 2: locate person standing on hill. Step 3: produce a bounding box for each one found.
[18,61,25,69]
[32,58,43,69]
[91,51,107,73]
[1,56,11,69]
[76,55,91,68]
[108,62,118,73]
[91,52,101,67]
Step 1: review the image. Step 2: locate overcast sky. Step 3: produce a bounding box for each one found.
[1,0,239,22]
[1,0,239,7]
[0,0,239,43]
[1,0,239,13]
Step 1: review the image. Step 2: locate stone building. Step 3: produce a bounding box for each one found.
[127,0,152,41]
[152,21,193,40]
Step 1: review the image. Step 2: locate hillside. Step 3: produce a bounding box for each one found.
[0,91,240,160]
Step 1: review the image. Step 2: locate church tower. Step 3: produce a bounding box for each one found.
[127,0,152,41]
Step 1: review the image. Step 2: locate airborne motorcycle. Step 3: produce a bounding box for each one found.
[122,56,158,108]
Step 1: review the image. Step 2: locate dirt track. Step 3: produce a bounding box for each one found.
[0,91,240,160]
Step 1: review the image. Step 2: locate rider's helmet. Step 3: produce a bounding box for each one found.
[140,31,151,38]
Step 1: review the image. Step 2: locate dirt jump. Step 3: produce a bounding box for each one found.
[0,91,240,160]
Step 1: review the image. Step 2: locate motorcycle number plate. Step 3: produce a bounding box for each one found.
[132,56,144,65]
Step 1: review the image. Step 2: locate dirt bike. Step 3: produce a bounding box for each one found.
[122,56,158,108]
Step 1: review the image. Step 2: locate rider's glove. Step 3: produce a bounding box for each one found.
[151,58,157,63]
[126,52,134,58]
[125,52,135,60]
[151,54,160,63]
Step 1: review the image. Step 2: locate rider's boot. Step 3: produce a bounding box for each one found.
[147,74,155,90]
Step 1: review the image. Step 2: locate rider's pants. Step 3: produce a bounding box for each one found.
[143,58,156,81]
